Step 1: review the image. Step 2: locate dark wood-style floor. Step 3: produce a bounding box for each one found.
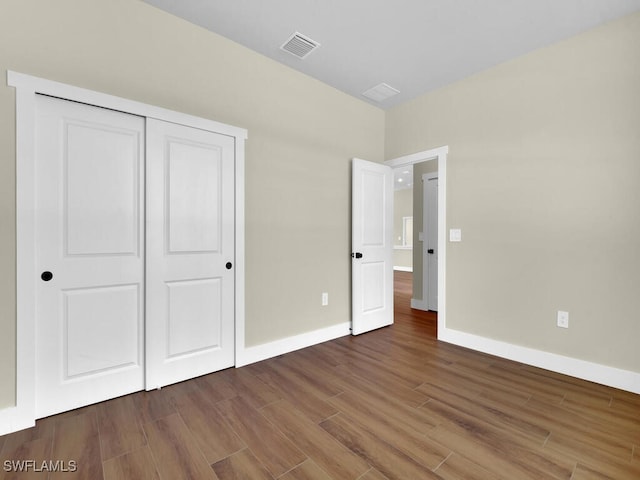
[1,271,638,479]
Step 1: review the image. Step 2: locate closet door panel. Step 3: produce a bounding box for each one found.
[146,119,235,389]
[35,95,145,418]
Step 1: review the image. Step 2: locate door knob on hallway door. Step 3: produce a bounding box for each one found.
[427,249,434,254]
[351,252,363,259]
[41,271,53,281]
[225,262,233,270]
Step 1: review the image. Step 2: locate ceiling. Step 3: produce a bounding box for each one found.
[143,0,640,109]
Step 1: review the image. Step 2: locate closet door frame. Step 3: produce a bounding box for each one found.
[6,71,247,434]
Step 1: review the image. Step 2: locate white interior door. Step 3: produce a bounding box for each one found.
[35,96,145,418]
[352,158,394,335]
[424,173,438,311]
[145,119,235,389]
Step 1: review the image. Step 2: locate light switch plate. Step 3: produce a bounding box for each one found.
[449,229,462,242]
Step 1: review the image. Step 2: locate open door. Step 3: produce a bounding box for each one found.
[351,158,394,335]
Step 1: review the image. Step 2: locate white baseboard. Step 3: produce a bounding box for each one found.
[438,327,640,395]
[410,298,429,311]
[236,322,351,368]
[393,266,413,272]
[0,406,35,436]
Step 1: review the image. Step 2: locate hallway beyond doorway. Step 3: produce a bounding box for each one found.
[394,270,437,338]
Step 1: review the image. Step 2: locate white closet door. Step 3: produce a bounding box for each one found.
[35,95,145,418]
[145,119,235,389]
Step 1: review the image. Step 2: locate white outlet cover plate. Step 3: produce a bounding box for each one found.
[557,310,569,328]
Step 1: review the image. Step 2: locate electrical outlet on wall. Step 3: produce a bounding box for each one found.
[557,310,569,328]
[322,292,329,306]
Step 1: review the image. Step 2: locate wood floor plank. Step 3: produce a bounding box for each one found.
[282,350,347,397]
[320,414,441,480]
[334,364,429,409]
[170,388,245,464]
[559,396,640,445]
[327,392,449,471]
[214,368,281,408]
[422,400,574,480]
[0,416,55,457]
[433,452,503,480]
[279,460,332,480]
[0,437,52,480]
[426,421,566,480]
[211,449,274,480]
[214,396,306,477]
[356,468,390,480]
[143,413,218,480]
[544,431,635,469]
[253,363,338,423]
[271,351,344,398]
[103,446,160,480]
[572,460,640,480]
[50,410,103,480]
[329,391,440,440]
[260,400,370,479]
[97,394,147,460]
[132,389,176,424]
[193,375,237,404]
[416,381,550,445]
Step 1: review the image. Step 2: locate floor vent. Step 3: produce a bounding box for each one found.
[280,32,320,59]
[362,83,400,102]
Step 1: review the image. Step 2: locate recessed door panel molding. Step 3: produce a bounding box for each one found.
[361,261,385,312]
[146,118,235,389]
[64,284,141,378]
[65,120,141,257]
[166,278,223,358]
[167,140,223,254]
[361,170,386,247]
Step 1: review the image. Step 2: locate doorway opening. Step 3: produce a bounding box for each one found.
[386,147,447,338]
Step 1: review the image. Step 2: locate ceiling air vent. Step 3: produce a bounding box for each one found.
[362,83,400,102]
[280,32,320,59]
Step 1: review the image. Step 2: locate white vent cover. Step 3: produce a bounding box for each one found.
[362,83,400,102]
[280,32,320,59]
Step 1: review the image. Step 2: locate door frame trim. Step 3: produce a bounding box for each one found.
[6,71,247,433]
[385,146,448,339]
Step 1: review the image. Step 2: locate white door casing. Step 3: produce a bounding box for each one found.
[145,119,235,389]
[351,158,394,335]
[424,173,438,311]
[35,96,145,418]
[384,146,448,337]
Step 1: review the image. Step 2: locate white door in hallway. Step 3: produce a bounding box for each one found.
[351,158,394,335]
[145,119,236,389]
[424,173,438,311]
[35,95,145,418]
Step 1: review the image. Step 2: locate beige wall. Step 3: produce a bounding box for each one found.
[387,12,640,372]
[0,0,384,408]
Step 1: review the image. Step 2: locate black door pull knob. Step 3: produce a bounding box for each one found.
[427,249,434,254]
[225,262,233,270]
[41,271,53,281]
[351,252,363,259]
